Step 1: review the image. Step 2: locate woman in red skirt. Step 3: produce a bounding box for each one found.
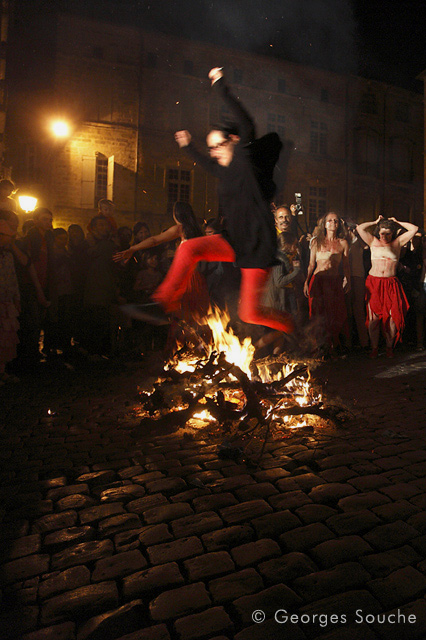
[356,215,418,358]
[304,212,351,353]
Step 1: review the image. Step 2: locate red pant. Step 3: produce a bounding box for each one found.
[153,234,294,333]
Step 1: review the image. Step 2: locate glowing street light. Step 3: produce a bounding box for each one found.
[51,120,70,138]
[19,195,38,213]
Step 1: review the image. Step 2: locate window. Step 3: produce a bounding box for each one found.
[267,113,285,138]
[354,129,380,177]
[395,102,410,123]
[310,121,327,155]
[233,68,243,84]
[183,60,194,76]
[321,88,329,103]
[167,168,191,214]
[360,91,378,115]
[309,187,327,219]
[81,154,114,209]
[277,78,286,93]
[95,155,108,201]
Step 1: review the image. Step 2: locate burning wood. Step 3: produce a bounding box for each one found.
[133,308,350,462]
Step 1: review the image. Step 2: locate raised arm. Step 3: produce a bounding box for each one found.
[303,239,317,297]
[113,225,181,264]
[209,67,255,144]
[389,217,418,248]
[175,130,221,177]
[356,216,382,247]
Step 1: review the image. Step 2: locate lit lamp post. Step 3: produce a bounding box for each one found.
[51,120,70,139]
[18,195,38,213]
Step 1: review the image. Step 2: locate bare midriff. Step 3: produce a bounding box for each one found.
[314,250,343,276]
[369,241,399,277]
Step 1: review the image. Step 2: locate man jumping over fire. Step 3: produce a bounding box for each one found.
[116,67,294,343]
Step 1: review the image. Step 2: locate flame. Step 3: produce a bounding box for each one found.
[203,307,255,377]
[144,307,322,432]
[193,410,215,422]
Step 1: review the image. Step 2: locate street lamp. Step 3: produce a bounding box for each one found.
[51,120,70,138]
[18,195,38,213]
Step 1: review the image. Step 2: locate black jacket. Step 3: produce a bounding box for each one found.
[186,78,282,269]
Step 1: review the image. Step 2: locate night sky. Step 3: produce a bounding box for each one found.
[12,0,426,93]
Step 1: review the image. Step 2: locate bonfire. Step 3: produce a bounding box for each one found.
[134,308,348,464]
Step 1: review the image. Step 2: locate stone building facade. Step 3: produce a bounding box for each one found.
[6,12,424,231]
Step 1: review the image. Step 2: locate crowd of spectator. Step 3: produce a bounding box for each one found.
[0,178,425,385]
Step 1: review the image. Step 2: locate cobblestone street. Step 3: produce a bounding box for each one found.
[1,348,426,640]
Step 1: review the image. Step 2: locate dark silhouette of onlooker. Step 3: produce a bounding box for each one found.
[82,215,118,358]
[16,208,55,367]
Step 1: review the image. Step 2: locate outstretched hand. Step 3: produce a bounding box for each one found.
[113,247,134,264]
[208,67,223,85]
[175,130,191,148]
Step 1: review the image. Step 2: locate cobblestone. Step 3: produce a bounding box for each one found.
[174,606,234,640]
[3,350,426,638]
[39,565,91,600]
[147,536,204,565]
[202,525,255,551]
[142,502,193,525]
[0,534,41,561]
[149,582,211,621]
[311,536,373,568]
[123,562,184,599]
[231,539,281,567]
[32,511,77,534]
[208,568,263,603]
[79,503,125,525]
[258,552,317,584]
[51,540,114,570]
[293,561,371,602]
[171,510,223,538]
[44,526,95,549]
[233,584,302,625]
[0,553,50,585]
[91,549,147,581]
[251,510,302,538]
[326,509,382,535]
[363,520,420,550]
[21,622,76,640]
[40,581,119,624]
[184,551,234,581]
[360,545,422,578]
[367,566,426,608]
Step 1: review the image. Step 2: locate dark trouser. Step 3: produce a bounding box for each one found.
[81,305,112,356]
[16,284,44,367]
